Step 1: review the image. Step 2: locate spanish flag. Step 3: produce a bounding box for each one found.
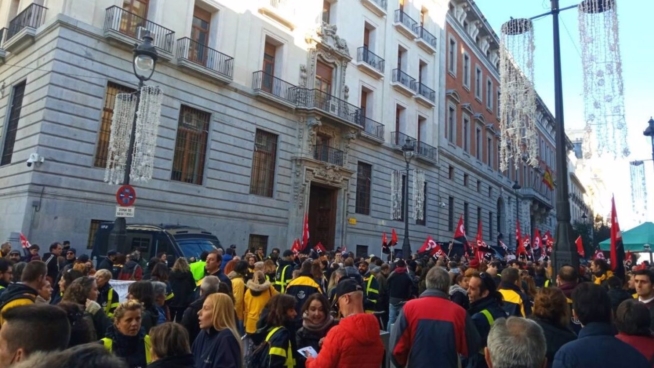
[543,167,555,190]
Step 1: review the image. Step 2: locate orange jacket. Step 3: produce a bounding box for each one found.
[306,313,384,368]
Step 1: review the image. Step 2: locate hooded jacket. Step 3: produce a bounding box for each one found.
[615,333,654,363]
[191,328,241,368]
[285,274,322,314]
[244,279,277,334]
[387,267,415,304]
[498,282,532,317]
[146,354,195,368]
[0,283,38,325]
[101,325,150,368]
[305,313,384,368]
[119,260,143,281]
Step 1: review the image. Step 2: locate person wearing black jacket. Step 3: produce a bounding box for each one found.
[43,242,63,286]
[101,301,152,368]
[274,250,295,293]
[192,293,242,368]
[449,274,470,310]
[97,251,118,273]
[127,281,159,333]
[147,322,195,368]
[182,275,221,344]
[169,258,197,322]
[386,260,415,331]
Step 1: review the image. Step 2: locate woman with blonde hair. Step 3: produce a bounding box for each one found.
[147,322,195,367]
[95,269,120,318]
[169,257,196,322]
[102,300,152,367]
[192,293,242,368]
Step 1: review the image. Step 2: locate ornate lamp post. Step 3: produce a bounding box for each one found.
[401,137,415,259]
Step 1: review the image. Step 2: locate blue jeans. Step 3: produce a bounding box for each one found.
[387,303,403,332]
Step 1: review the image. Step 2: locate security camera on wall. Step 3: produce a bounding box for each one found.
[26,153,44,168]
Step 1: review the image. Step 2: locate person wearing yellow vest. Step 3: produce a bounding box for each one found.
[190,251,209,282]
[358,261,379,313]
[467,273,508,368]
[273,250,295,293]
[498,268,532,317]
[0,258,12,294]
[259,294,298,368]
[95,269,119,318]
[0,260,46,325]
[591,259,613,285]
[285,260,322,314]
[101,300,152,367]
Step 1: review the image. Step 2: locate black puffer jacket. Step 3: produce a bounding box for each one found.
[146,354,194,368]
[169,270,196,309]
[101,325,149,368]
[181,296,207,344]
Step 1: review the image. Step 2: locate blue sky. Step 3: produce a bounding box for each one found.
[476,0,654,227]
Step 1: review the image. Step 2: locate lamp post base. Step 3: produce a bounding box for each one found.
[402,238,411,260]
[108,217,128,255]
[551,221,578,274]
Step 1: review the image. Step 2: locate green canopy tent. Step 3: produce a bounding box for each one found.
[599,221,654,252]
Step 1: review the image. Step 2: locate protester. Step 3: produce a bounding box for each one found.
[273,250,295,293]
[182,276,220,344]
[102,300,152,367]
[98,251,118,272]
[199,252,231,293]
[256,294,298,368]
[35,280,53,304]
[485,317,547,368]
[605,276,631,312]
[285,260,323,314]
[450,273,471,310]
[147,322,195,368]
[95,269,120,318]
[392,267,481,368]
[62,276,112,338]
[552,283,649,368]
[386,259,415,330]
[498,267,531,317]
[0,259,12,292]
[632,269,654,330]
[127,281,159,333]
[151,281,170,324]
[529,288,576,368]
[305,279,383,368]
[0,260,46,324]
[43,242,63,285]
[168,258,196,322]
[244,270,277,334]
[11,343,127,368]
[118,253,143,281]
[53,269,84,305]
[296,294,337,368]
[57,302,97,347]
[466,272,507,368]
[358,260,379,313]
[614,299,654,363]
[229,260,248,334]
[590,259,612,285]
[7,251,21,266]
[192,293,242,368]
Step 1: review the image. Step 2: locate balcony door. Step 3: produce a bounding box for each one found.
[315,61,334,112]
[190,7,211,66]
[262,42,276,93]
[121,0,149,38]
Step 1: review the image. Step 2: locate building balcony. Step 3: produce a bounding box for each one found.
[361,0,387,17]
[356,47,384,78]
[258,0,295,30]
[521,180,553,211]
[252,71,297,109]
[176,38,233,83]
[412,81,436,107]
[294,88,363,130]
[391,131,437,164]
[104,6,175,60]
[3,3,46,54]
[360,115,384,143]
[413,25,438,53]
[394,10,417,39]
[391,69,417,97]
[0,29,7,63]
[314,144,345,166]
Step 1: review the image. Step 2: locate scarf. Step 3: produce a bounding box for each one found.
[302,313,334,333]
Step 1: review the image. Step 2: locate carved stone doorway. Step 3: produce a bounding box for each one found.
[308,183,338,251]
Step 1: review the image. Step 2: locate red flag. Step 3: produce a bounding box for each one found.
[533,229,541,250]
[314,242,326,254]
[390,229,398,246]
[301,214,310,251]
[475,220,484,261]
[418,236,437,254]
[515,220,522,250]
[382,232,388,246]
[291,239,301,255]
[610,196,626,280]
[575,236,585,258]
[454,216,470,254]
[517,235,527,256]
[594,249,605,260]
[544,230,553,254]
[430,243,445,258]
[626,251,632,262]
[19,233,30,249]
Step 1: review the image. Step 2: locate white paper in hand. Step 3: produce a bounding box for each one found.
[297,346,318,358]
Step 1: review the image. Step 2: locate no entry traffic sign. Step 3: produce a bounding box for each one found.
[116,185,137,207]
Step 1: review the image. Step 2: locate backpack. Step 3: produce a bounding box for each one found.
[246,326,284,368]
[118,264,141,281]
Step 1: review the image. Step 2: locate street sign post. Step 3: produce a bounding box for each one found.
[116,185,137,207]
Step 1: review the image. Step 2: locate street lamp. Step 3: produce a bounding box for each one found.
[581,213,588,222]
[643,117,654,172]
[401,137,415,259]
[109,31,159,255]
[512,180,521,251]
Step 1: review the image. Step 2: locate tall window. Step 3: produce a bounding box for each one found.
[420,8,427,26]
[87,219,105,249]
[171,106,210,185]
[397,46,406,71]
[95,82,136,167]
[475,128,481,159]
[262,41,277,93]
[487,137,492,166]
[475,66,482,100]
[315,61,333,94]
[477,207,482,229]
[356,162,372,215]
[416,182,426,226]
[463,116,469,152]
[360,89,369,118]
[463,53,470,88]
[250,129,278,197]
[486,79,493,110]
[447,105,455,143]
[121,0,149,37]
[448,197,455,231]
[395,105,405,144]
[463,174,468,187]
[448,38,456,74]
[497,90,501,117]
[448,166,454,180]
[1,81,26,166]
[464,202,469,233]
[248,235,269,254]
[189,7,211,64]
[476,180,481,193]
[489,212,494,240]
[322,0,331,23]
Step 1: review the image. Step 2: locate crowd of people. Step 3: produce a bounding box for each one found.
[0,240,652,368]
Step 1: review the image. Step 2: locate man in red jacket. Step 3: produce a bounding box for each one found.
[306,279,384,368]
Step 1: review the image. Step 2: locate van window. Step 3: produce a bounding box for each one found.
[174,236,219,259]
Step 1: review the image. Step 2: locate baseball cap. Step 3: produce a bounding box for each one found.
[78,254,90,263]
[335,278,362,298]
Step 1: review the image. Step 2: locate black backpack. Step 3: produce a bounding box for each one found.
[246,326,285,368]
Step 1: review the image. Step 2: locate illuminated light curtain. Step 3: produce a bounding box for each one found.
[391,170,402,220]
[131,85,163,182]
[413,169,425,220]
[104,93,137,185]
[578,0,628,158]
[629,161,647,223]
[499,18,539,172]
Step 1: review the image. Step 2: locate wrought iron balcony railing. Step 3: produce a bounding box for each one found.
[105,6,175,53]
[314,144,344,166]
[6,3,46,40]
[412,81,436,103]
[177,37,234,78]
[294,88,363,128]
[394,9,417,33]
[391,131,436,161]
[391,131,416,147]
[392,69,417,92]
[413,25,438,49]
[357,47,385,74]
[368,0,388,10]
[252,71,297,104]
[361,115,384,140]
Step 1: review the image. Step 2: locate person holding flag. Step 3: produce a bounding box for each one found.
[454,215,472,258]
[609,196,626,282]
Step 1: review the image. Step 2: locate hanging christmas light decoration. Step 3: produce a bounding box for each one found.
[578,0,628,158]
[390,170,403,220]
[499,18,539,172]
[131,85,163,183]
[629,161,647,223]
[104,93,137,185]
[412,169,425,221]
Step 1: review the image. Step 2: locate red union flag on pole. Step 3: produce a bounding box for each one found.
[454,216,470,255]
[291,239,301,255]
[301,214,310,251]
[575,236,585,258]
[610,196,626,280]
[313,242,326,254]
[19,233,31,249]
[418,235,437,253]
[390,229,398,246]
